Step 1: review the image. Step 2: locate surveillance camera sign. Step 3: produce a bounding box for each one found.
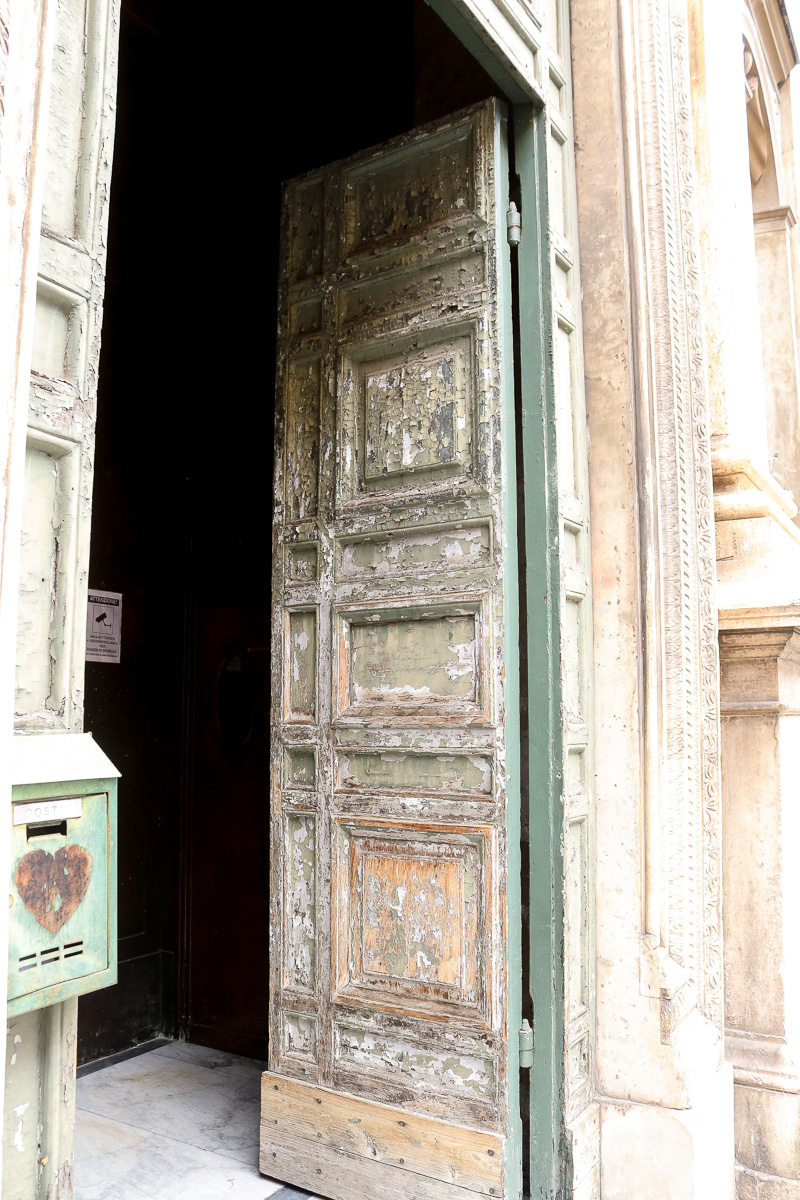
[86,591,122,662]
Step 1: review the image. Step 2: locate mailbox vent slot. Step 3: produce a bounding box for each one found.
[17,940,84,972]
[27,820,67,840]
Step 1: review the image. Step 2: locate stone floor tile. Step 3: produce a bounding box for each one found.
[75,1042,286,1199]
[74,1110,283,1200]
[77,1047,263,1167]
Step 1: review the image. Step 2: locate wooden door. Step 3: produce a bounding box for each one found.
[262,99,522,1200]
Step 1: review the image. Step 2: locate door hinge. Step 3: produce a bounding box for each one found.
[506,201,522,247]
[518,1018,533,1068]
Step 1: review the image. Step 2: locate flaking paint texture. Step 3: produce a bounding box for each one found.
[265,99,517,1195]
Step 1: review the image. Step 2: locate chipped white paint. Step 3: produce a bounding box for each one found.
[285,814,316,993]
[0,3,60,1174]
[3,0,119,1195]
[265,100,518,1195]
[15,0,120,735]
[3,1002,80,1197]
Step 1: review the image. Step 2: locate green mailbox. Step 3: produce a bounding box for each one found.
[9,734,119,1017]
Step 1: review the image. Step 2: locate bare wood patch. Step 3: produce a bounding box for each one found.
[270,100,512,1188]
[261,1072,503,1196]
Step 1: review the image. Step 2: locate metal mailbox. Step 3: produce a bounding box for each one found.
[9,734,119,1016]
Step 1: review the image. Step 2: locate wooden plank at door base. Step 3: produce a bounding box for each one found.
[261,1072,504,1198]
[261,1123,502,1200]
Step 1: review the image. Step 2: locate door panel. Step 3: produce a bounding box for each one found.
[16,0,119,734]
[263,99,519,1199]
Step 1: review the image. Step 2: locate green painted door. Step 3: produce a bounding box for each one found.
[262,99,523,1200]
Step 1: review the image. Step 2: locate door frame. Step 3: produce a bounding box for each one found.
[0,3,57,1177]
[424,6,566,1195]
[513,103,565,1200]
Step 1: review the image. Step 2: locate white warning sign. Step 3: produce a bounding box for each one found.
[86,591,122,663]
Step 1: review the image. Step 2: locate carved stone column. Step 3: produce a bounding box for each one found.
[572,0,734,1193]
[752,207,800,510]
[691,0,800,618]
[719,622,800,1199]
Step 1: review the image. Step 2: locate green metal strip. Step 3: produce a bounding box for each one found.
[513,103,565,1199]
[497,102,523,1200]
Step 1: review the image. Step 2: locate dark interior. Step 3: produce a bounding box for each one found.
[79,0,505,1066]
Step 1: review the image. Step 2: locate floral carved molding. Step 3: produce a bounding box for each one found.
[629,0,723,1040]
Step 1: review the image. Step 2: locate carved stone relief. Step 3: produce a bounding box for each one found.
[632,0,723,1038]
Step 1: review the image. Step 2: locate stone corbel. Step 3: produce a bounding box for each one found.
[640,935,699,1044]
[718,601,800,630]
[727,1031,800,1094]
[713,449,800,613]
[753,203,797,232]
[712,448,800,541]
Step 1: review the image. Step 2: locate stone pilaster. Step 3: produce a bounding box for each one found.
[719,623,800,1199]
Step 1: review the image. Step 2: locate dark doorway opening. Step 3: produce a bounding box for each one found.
[79,0,504,1067]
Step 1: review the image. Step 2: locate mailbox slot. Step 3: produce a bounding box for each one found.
[26,821,68,839]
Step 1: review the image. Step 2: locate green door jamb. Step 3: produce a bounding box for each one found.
[497,103,523,1200]
[513,102,566,1200]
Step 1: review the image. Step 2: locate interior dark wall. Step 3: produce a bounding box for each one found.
[79,0,184,1060]
[80,0,501,1065]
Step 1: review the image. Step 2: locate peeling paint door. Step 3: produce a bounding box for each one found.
[263,99,522,1200]
[4,0,120,1194]
[14,0,119,735]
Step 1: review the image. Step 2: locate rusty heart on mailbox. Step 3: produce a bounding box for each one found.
[15,845,92,934]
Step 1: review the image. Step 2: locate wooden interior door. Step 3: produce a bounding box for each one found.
[262,99,522,1200]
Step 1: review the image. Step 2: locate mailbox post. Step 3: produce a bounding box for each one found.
[3,734,119,1198]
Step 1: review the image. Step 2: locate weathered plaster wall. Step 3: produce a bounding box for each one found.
[0,0,56,1180]
[2,0,119,1193]
[2,1001,78,1199]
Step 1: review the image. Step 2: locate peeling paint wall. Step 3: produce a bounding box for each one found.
[2,1001,78,1200]
[4,0,120,1195]
[0,0,59,1179]
[15,0,120,735]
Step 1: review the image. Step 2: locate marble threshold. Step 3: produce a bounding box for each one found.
[74,1039,323,1200]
